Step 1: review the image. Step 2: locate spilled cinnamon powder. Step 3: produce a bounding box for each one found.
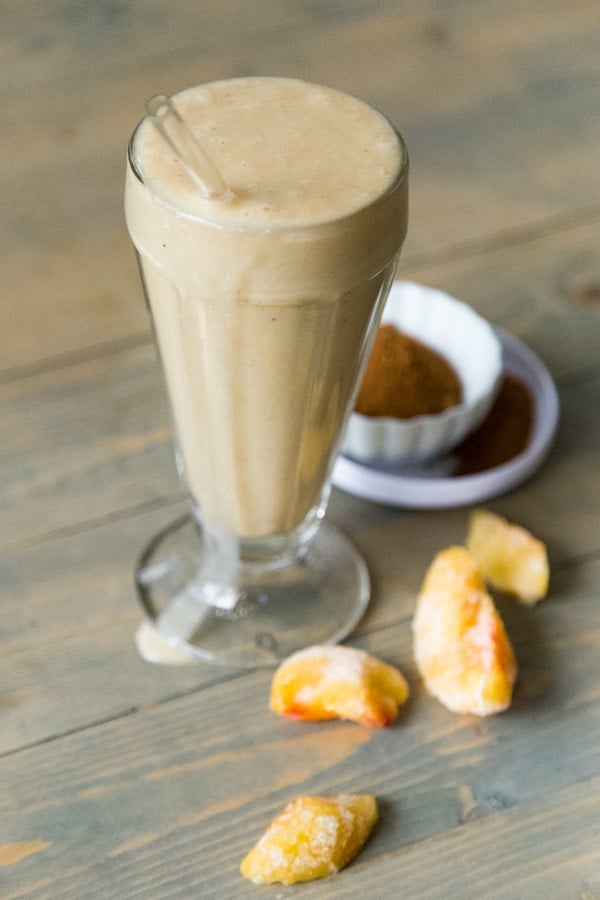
[356,324,462,419]
[453,375,534,475]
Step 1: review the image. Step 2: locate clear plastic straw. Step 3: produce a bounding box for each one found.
[146,94,234,201]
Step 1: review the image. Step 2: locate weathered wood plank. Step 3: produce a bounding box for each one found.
[1,555,598,897]
[0,235,150,383]
[297,777,600,899]
[0,504,252,757]
[2,335,600,563]
[2,1,599,371]
[0,487,503,753]
[4,216,599,556]
[0,344,180,551]
[0,437,597,754]
[2,3,599,898]
[406,217,600,384]
[4,213,600,557]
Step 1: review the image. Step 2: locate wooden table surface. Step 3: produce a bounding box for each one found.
[2,2,600,897]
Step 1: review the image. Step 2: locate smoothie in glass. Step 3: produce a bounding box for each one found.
[126,77,408,666]
[126,77,407,544]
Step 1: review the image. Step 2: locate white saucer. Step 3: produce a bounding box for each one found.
[332,328,559,509]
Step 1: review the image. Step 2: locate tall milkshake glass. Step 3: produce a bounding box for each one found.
[125,77,408,666]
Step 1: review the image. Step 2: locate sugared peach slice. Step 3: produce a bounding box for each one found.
[466,509,549,604]
[240,794,377,884]
[270,645,409,727]
[413,547,517,715]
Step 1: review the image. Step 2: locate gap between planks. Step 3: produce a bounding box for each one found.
[0,331,151,388]
[0,492,184,559]
[0,613,409,761]
[400,200,600,270]
[2,203,600,390]
[0,670,250,764]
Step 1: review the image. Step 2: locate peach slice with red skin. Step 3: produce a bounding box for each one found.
[413,546,517,716]
[240,794,378,884]
[270,645,409,727]
[466,508,549,604]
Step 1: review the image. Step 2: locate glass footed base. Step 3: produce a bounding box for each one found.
[135,515,370,668]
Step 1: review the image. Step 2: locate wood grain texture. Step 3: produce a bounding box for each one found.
[1,556,598,897]
[405,217,600,385]
[0,344,180,551]
[2,0,600,371]
[3,210,598,553]
[0,223,600,550]
[3,347,600,562]
[2,1,600,896]
[296,778,600,900]
[0,491,466,753]
[0,503,252,757]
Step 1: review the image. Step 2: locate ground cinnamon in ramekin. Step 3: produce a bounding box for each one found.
[355,323,462,419]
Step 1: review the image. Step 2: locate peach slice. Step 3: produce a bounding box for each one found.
[466,509,549,604]
[240,794,377,884]
[413,547,517,716]
[270,645,409,727]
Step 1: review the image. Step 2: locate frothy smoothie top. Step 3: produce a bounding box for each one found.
[130,77,406,229]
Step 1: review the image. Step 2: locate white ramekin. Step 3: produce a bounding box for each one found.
[343,281,503,467]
